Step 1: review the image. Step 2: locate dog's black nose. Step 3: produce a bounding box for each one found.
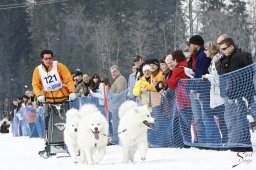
[74,128,77,132]
[94,127,98,131]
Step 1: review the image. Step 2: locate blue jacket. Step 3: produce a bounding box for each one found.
[194,47,211,78]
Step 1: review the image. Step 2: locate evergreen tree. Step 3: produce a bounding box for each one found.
[227,0,251,51]
[126,10,156,58]
[0,0,31,98]
[198,0,225,11]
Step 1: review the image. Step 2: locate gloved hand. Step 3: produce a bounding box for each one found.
[69,93,76,101]
[155,81,163,92]
[37,96,45,103]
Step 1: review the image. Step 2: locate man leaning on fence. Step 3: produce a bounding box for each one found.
[216,38,255,152]
[108,65,127,144]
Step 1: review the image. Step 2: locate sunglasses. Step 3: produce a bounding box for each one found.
[43,57,53,60]
[220,46,229,51]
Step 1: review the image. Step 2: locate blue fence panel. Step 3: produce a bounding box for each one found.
[177,63,256,149]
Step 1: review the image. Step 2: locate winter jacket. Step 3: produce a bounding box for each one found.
[145,71,165,107]
[194,47,211,78]
[168,60,191,110]
[216,48,253,75]
[75,82,90,97]
[145,71,165,92]
[168,60,189,89]
[32,61,75,103]
[216,48,255,101]
[110,75,127,94]
[204,60,225,108]
[133,75,150,105]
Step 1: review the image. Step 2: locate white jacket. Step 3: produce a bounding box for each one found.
[91,83,107,105]
[205,61,225,108]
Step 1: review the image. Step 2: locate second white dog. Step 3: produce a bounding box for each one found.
[77,104,109,165]
[118,100,155,163]
[64,108,80,162]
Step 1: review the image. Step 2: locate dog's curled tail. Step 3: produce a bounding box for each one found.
[118,100,138,118]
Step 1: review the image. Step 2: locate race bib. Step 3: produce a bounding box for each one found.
[38,61,63,91]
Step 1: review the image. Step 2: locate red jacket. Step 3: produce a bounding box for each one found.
[168,60,191,110]
[168,60,189,88]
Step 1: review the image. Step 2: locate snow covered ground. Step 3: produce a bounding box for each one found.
[0,133,255,170]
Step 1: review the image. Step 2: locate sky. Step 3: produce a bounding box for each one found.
[0,133,255,170]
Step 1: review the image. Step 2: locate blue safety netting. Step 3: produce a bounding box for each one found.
[21,63,256,149]
[176,63,256,148]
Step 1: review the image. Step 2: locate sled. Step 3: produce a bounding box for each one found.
[38,101,69,158]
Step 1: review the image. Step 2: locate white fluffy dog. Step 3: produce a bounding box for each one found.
[64,108,80,162]
[77,104,109,165]
[118,100,155,163]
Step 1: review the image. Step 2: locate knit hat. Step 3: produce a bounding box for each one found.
[142,64,152,72]
[189,35,204,46]
[149,59,160,67]
[75,71,83,77]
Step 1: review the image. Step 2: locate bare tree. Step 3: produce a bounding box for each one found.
[170,1,187,50]
[159,22,169,55]
[126,10,156,57]
[181,0,200,37]
[199,10,230,42]
[64,5,92,71]
[27,3,64,68]
[92,17,120,76]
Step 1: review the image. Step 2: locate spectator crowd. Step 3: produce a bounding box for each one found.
[1,34,256,152]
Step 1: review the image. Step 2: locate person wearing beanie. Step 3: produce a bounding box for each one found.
[74,71,83,85]
[75,71,83,77]
[189,35,204,46]
[145,58,164,92]
[189,35,211,78]
[133,64,152,106]
[142,64,152,72]
[144,59,165,147]
[188,35,215,144]
[145,58,160,77]
[149,58,160,68]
